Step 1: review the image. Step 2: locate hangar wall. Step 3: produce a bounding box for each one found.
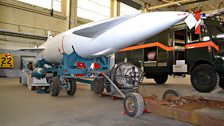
[0,0,91,77]
[0,0,91,49]
[0,0,68,49]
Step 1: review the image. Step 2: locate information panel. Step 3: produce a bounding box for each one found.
[0,54,14,68]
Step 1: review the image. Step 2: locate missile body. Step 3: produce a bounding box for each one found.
[39,11,189,64]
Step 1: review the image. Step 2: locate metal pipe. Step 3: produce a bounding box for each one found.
[69,0,72,29]
[101,72,125,98]
[147,0,207,10]
[0,30,47,40]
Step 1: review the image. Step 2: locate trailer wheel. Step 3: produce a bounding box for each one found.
[106,84,111,92]
[124,93,144,117]
[154,74,168,84]
[67,78,77,96]
[191,64,219,93]
[93,78,105,94]
[50,77,61,96]
[91,82,95,91]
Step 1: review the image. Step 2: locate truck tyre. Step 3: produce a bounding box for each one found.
[219,82,224,89]
[219,77,224,89]
[144,73,151,79]
[191,64,219,93]
[124,93,144,117]
[154,74,168,84]
[50,77,61,96]
[219,83,224,89]
[93,78,105,94]
[67,78,77,96]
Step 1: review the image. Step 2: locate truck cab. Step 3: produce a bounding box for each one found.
[115,16,224,93]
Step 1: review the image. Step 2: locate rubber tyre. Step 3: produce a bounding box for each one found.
[106,84,111,92]
[67,78,77,96]
[91,82,95,91]
[50,77,60,96]
[144,73,151,79]
[93,78,105,94]
[190,64,219,93]
[110,62,124,88]
[154,74,168,84]
[219,77,224,89]
[124,93,144,117]
[219,83,224,89]
[162,89,181,100]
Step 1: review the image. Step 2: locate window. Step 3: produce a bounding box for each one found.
[17,0,62,12]
[120,3,140,16]
[77,0,110,21]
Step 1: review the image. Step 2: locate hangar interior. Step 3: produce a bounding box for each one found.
[0,0,224,126]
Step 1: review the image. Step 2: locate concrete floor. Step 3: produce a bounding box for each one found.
[141,75,224,101]
[0,77,223,126]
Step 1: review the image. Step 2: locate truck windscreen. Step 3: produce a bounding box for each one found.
[204,19,224,52]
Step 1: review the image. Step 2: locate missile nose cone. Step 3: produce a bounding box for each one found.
[161,11,189,22]
[143,11,189,20]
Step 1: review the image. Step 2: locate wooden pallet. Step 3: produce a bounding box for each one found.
[144,96,224,126]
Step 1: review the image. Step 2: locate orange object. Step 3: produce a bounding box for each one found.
[185,41,219,51]
[119,42,173,52]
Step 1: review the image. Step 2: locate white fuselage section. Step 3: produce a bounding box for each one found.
[39,11,189,64]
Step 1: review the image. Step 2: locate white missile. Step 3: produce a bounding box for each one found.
[19,11,189,64]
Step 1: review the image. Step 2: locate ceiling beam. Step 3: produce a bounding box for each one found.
[160,0,173,3]
[147,0,207,10]
[119,0,142,10]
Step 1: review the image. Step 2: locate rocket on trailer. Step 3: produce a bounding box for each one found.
[18,11,190,96]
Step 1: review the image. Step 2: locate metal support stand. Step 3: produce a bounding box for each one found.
[36,52,110,96]
[101,72,125,98]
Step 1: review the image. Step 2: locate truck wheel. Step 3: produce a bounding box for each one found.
[67,78,77,96]
[93,78,105,94]
[191,64,219,93]
[124,93,144,117]
[219,83,224,89]
[154,74,168,84]
[50,77,61,96]
[144,73,151,79]
[219,77,224,89]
